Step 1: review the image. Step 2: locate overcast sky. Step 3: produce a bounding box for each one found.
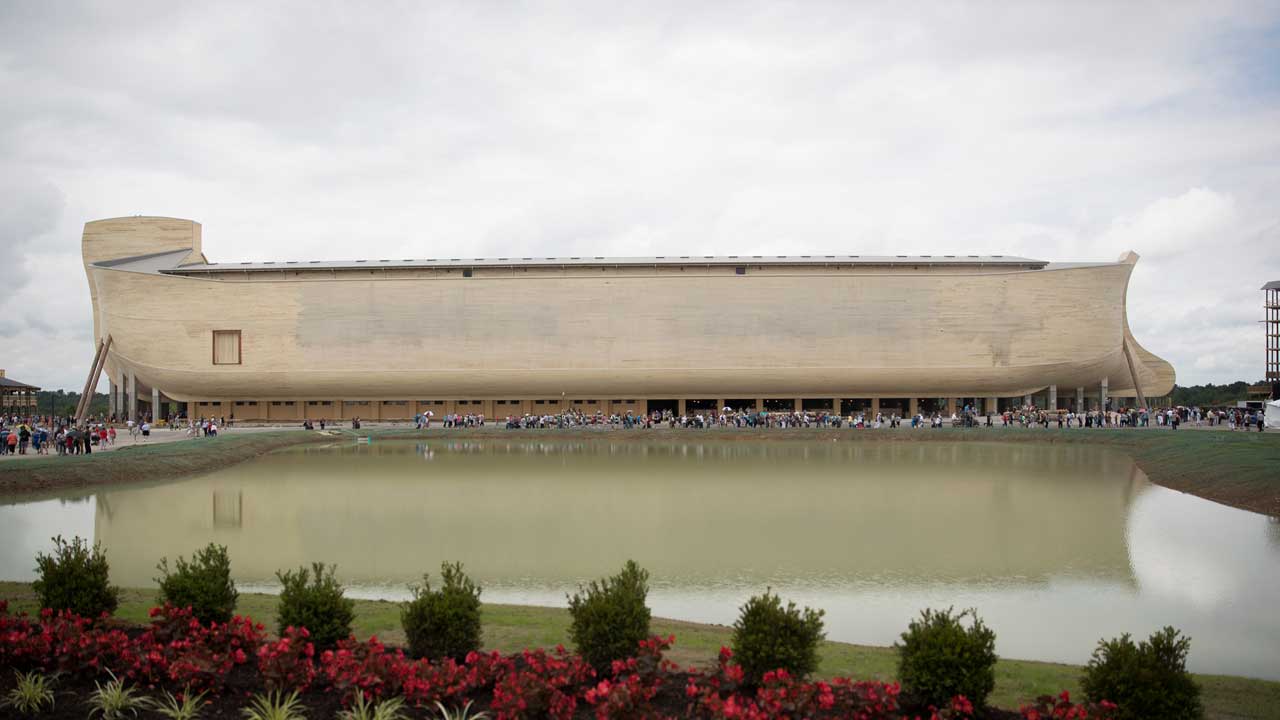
[2,1,1278,391]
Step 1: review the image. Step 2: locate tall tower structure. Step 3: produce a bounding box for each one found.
[1264,280,1274,392]
[1266,281,1280,397]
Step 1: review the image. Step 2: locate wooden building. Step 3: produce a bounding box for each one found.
[0,369,40,414]
[79,216,1175,422]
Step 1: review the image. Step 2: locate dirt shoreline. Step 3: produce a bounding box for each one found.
[0,430,339,500]
[1,426,1277,515]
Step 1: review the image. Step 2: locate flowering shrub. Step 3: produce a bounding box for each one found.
[320,635,415,701]
[142,603,262,690]
[43,609,135,678]
[585,674,664,720]
[689,672,921,720]
[0,602,261,692]
[490,646,594,720]
[166,642,235,691]
[1021,691,1119,720]
[584,636,676,720]
[398,656,467,707]
[258,626,317,692]
[0,602,53,669]
[683,646,747,709]
[143,602,263,659]
[615,635,678,681]
[677,644,981,720]
[399,650,509,707]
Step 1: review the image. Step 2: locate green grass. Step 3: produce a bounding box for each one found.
[3,582,1277,718]
[0,430,343,499]
[1116,430,1280,516]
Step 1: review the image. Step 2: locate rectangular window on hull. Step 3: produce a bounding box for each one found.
[213,330,241,364]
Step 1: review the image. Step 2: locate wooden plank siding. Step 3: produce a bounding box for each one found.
[83,217,1175,410]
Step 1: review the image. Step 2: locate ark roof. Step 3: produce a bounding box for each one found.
[162,254,1048,274]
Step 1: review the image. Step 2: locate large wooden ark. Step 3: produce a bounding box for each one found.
[81,216,1175,421]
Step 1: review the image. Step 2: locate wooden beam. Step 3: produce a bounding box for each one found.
[73,339,104,421]
[1121,338,1148,409]
[75,336,112,425]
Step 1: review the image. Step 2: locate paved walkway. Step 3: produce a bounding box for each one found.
[0,418,1266,462]
[0,424,306,461]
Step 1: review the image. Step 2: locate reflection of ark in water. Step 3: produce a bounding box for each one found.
[94,442,1143,590]
[81,217,1174,423]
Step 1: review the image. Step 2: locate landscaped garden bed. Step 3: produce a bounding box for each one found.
[0,541,1212,719]
[3,602,1104,720]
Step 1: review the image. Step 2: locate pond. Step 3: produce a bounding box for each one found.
[2,438,1278,680]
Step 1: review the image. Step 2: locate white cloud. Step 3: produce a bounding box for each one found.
[0,171,64,288]
[1092,188,1279,384]
[1097,188,1238,257]
[1,1,1278,389]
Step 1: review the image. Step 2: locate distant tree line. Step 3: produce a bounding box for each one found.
[31,390,109,418]
[1165,380,1268,407]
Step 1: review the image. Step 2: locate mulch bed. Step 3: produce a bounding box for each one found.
[0,664,1025,720]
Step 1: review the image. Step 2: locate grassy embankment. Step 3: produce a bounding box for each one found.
[2,583,1276,718]
[995,427,1280,517]
[0,429,343,497]
[2,425,1279,515]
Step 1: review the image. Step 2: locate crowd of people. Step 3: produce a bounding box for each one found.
[411,413,485,429]
[486,403,1270,433]
[0,410,192,458]
[0,399,1268,457]
[0,414,123,456]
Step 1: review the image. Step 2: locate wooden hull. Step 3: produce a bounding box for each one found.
[83,217,1174,405]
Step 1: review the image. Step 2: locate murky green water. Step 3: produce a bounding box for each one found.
[2,438,1278,679]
